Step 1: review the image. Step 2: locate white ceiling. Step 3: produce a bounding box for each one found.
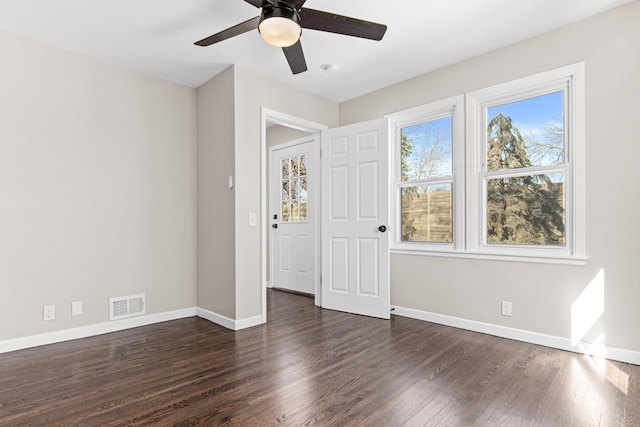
[0,0,633,102]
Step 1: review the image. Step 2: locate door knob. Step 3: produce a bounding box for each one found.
[272,224,278,229]
[378,225,387,232]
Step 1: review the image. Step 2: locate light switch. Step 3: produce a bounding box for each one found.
[249,212,257,227]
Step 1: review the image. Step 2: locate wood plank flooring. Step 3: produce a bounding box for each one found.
[1,289,638,426]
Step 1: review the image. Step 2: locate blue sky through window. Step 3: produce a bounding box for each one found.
[401,116,453,180]
[489,91,563,140]
[400,91,564,181]
[488,91,564,166]
[489,91,563,126]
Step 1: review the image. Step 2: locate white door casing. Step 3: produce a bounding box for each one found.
[270,138,317,295]
[321,118,390,319]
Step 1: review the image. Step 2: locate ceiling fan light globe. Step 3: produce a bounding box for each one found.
[259,16,301,47]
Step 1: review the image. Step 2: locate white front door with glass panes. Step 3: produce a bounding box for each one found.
[270,138,317,295]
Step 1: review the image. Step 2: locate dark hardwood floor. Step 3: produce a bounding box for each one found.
[1,289,638,426]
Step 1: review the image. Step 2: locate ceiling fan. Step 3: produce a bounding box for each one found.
[194,0,387,74]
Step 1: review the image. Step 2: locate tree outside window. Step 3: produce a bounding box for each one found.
[400,116,453,243]
[485,92,565,246]
[390,63,584,262]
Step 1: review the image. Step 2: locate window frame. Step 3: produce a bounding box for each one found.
[466,63,586,263]
[387,95,465,253]
[387,63,586,265]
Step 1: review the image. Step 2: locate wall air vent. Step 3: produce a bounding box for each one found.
[109,294,145,321]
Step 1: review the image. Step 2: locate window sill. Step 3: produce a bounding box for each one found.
[390,247,588,266]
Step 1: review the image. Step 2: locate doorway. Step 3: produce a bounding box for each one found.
[260,109,391,323]
[260,109,328,321]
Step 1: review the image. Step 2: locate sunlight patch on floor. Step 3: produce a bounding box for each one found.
[585,343,630,395]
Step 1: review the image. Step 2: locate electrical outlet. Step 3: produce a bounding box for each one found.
[43,305,56,321]
[72,301,82,316]
[501,301,512,317]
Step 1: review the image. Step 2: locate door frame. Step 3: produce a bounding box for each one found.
[260,108,328,323]
[268,135,317,296]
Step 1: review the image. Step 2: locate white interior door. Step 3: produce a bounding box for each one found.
[321,118,390,319]
[270,138,317,295]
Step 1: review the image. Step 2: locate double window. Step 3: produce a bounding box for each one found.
[389,63,586,264]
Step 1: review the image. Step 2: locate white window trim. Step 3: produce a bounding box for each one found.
[386,63,586,266]
[386,95,465,253]
[466,63,586,264]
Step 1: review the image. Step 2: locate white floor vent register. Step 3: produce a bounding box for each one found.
[109,294,146,320]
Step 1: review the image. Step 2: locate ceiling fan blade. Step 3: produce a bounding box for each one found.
[299,8,387,41]
[243,0,266,7]
[291,0,308,10]
[194,16,260,46]
[282,40,307,74]
[244,0,280,7]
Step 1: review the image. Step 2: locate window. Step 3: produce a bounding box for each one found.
[389,63,585,264]
[389,96,465,252]
[280,154,308,222]
[467,63,585,262]
[484,92,566,246]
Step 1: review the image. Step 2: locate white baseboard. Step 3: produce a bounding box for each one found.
[196,308,235,330]
[0,308,197,354]
[196,307,264,331]
[1,306,266,354]
[7,303,634,366]
[392,305,640,366]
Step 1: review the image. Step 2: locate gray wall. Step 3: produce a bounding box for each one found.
[196,67,236,319]
[3,1,638,359]
[0,29,197,340]
[233,66,338,320]
[339,1,640,352]
[195,66,337,322]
